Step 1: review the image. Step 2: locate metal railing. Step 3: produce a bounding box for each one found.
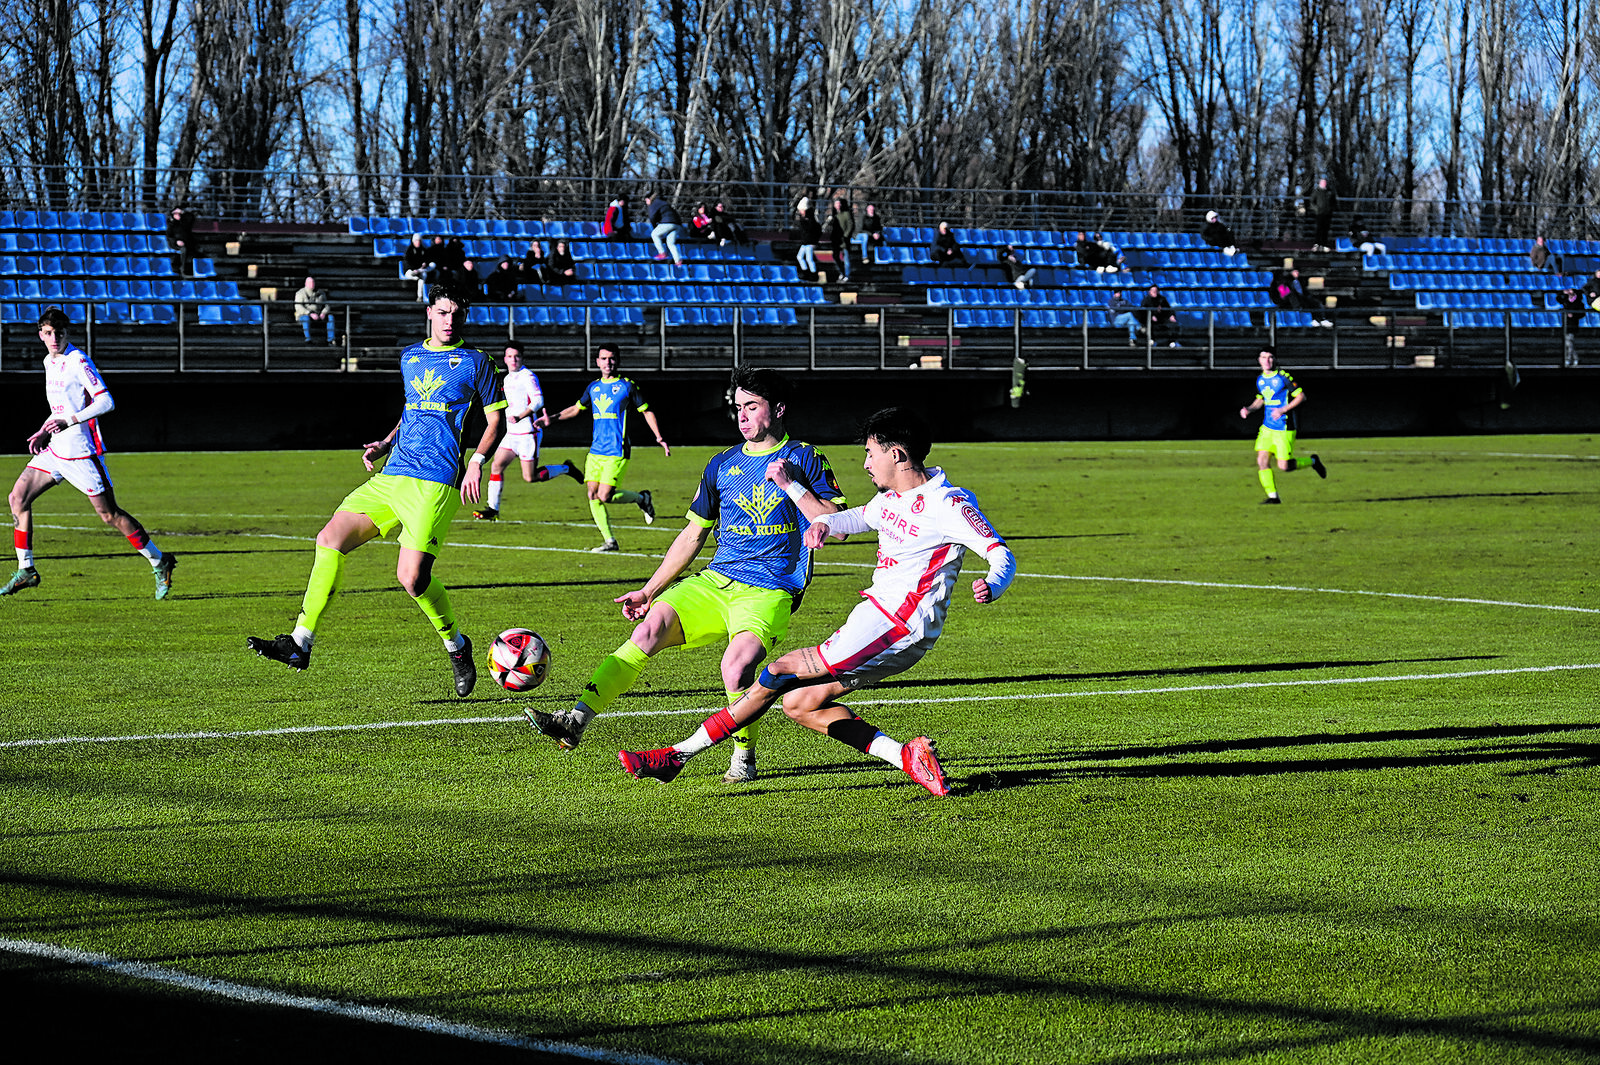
[7,164,1600,246]
[0,299,1569,375]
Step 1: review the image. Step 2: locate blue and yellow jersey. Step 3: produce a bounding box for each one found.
[384,339,506,487]
[576,376,649,458]
[1255,369,1303,431]
[688,437,846,597]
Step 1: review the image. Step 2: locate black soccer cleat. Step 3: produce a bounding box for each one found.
[248,633,311,670]
[1259,497,1282,505]
[448,633,477,697]
[1310,454,1327,479]
[637,489,656,524]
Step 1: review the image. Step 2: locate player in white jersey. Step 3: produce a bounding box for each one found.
[3,308,176,599]
[620,407,1016,796]
[471,342,578,520]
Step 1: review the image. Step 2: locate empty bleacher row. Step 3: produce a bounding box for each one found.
[462,305,801,328]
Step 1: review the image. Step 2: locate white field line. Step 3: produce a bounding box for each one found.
[34,520,1589,617]
[7,662,1599,751]
[0,938,682,1065]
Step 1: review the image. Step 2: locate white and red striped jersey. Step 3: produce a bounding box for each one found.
[819,467,1015,634]
[43,343,113,458]
[503,367,545,437]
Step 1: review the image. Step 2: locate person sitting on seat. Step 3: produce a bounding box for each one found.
[930,222,969,268]
[1201,211,1238,256]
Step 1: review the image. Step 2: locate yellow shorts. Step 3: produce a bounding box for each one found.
[654,570,793,652]
[338,473,459,555]
[585,452,629,488]
[1254,426,1298,462]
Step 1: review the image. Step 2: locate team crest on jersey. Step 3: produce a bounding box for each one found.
[911,496,925,514]
[733,481,784,525]
[450,355,462,369]
[961,504,994,539]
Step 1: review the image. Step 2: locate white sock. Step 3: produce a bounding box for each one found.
[139,544,163,563]
[487,476,503,510]
[674,726,714,757]
[867,734,903,766]
[17,548,32,569]
[443,629,464,653]
[291,625,314,651]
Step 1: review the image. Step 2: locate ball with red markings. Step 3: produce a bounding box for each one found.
[487,628,551,692]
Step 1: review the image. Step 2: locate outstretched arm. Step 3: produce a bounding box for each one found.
[641,409,670,457]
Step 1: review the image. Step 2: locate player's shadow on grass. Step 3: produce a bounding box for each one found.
[958,722,1600,793]
[870,654,1500,691]
[1362,490,1590,503]
[187,577,643,601]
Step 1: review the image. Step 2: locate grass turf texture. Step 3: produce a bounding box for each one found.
[1,436,1597,1064]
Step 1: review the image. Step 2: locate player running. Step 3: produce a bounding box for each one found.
[1239,345,1327,504]
[471,342,580,520]
[527,367,847,783]
[618,406,1016,796]
[3,307,176,599]
[548,346,668,552]
[246,285,505,696]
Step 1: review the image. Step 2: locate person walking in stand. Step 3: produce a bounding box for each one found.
[548,346,668,552]
[3,308,176,599]
[527,367,847,783]
[1239,345,1327,504]
[618,406,1016,797]
[246,285,505,696]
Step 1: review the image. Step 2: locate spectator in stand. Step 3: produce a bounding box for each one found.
[1094,233,1127,273]
[1309,178,1337,251]
[1107,289,1142,345]
[1268,267,1332,327]
[689,203,716,241]
[794,198,821,278]
[294,275,336,345]
[1557,284,1584,368]
[930,221,969,268]
[402,233,432,301]
[484,258,523,303]
[1349,216,1386,256]
[829,197,856,280]
[166,206,197,276]
[437,236,466,274]
[448,259,482,301]
[858,203,885,265]
[520,238,546,287]
[1583,268,1600,308]
[644,190,685,266]
[1075,231,1123,272]
[546,239,577,285]
[603,193,631,240]
[1530,235,1560,274]
[710,201,746,246]
[1141,285,1180,347]
[999,246,1037,290]
[1201,211,1238,256]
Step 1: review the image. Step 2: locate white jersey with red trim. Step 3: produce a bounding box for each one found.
[44,343,113,459]
[821,467,1015,636]
[503,367,545,439]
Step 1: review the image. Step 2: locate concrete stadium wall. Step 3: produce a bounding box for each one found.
[0,368,1595,455]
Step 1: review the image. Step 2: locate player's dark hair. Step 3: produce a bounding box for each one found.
[1258,344,1276,357]
[861,407,931,466]
[504,341,523,357]
[426,283,471,309]
[37,307,70,333]
[730,366,791,411]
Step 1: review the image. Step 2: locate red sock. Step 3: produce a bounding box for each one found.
[13,529,28,551]
[534,467,551,482]
[126,529,149,551]
[489,473,502,484]
[703,708,740,744]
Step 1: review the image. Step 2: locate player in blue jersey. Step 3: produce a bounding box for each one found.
[527,367,847,782]
[550,346,670,552]
[247,285,507,695]
[1239,346,1326,504]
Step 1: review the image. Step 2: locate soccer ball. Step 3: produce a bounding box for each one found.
[488,628,551,692]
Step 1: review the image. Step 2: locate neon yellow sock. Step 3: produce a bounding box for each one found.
[1258,468,1277,496]
[412,576,458,643]
[578,640,651,714]
[728,690,760,750]
[588,497,613,541]
[295,545,346,634]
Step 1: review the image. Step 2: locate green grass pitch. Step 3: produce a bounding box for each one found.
[1,435,1597,1064]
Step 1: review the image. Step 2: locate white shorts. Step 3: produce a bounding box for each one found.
[28,450,112,498]
[499,428,542,462]
[817,596,940,690]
